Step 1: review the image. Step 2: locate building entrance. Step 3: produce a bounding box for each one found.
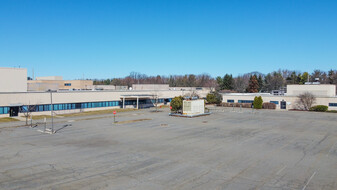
[9,106,19,117]
[280,101,287,109]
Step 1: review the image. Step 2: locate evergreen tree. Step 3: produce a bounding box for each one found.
[328,70,335,84]
[253,96,263,109]
[247,75,259,93]
[257,75,263,91]
[300,72,309,84]
[216,76,224,90]
[223,74,234,90]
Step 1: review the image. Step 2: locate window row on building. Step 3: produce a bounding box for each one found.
[329,103,337,107]
[238,100,254,103]
[0,107,9,114]
[227,99,280,105]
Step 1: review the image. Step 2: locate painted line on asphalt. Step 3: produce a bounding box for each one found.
[326,141,337,157]
[302,171,316,190]
[276,165,286,175]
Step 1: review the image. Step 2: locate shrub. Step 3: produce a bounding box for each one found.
[327,110,337,113]
[219,102,252,108]
[253,96,263,109]
[171,96,183,113]
[309,105,328,112]
[206,92,222,104]
[262,102,276,109]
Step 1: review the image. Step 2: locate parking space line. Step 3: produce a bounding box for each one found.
[327,141,337,157]
[302,171,316,190]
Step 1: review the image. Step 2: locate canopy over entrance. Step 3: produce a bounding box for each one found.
[120,94,158,109]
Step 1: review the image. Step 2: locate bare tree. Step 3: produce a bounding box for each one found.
[20,104,36,126]
[234,76,248,93]
[184,90,200,100]
[204,79,217,92]
[297,92,316,110]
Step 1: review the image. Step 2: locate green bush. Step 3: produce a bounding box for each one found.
[206,93,222,104]
[309,105,328,112]
[253,96,263,109]
[170,96,183,112]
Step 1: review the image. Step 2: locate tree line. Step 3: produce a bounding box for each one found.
[92,69,337,92]
[93,72,216,89]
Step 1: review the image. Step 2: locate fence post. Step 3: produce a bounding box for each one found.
[30,115,33,128]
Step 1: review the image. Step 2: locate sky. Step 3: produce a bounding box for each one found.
[1,0,337,80]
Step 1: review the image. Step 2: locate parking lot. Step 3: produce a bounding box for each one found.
[1,108,337,190]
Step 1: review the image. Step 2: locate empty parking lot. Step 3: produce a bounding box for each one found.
[1,108,337,190]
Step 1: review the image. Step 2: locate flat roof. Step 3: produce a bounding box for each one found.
[120,94,156,99]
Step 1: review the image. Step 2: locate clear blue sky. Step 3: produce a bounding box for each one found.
[1,0,337,79]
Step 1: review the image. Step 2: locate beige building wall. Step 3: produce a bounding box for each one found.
[86,85,128,90]
[132,84,170,90]
[0,89,210,106]
[287,84,336,97]
[0,68,27,92]
[36,76,63,80]
[61,80,93,90]
[28,83,59,91]
[27,80,93,91]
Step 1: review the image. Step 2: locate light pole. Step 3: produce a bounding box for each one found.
[50,90,55,133]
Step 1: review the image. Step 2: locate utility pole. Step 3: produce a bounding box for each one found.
[50,91,54,133]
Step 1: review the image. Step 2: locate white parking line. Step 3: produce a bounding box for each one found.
[327,141,337,157]
[302,171,316,190]
[276,165,286,175]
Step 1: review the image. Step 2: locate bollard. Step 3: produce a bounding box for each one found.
[44,117,46,132]
[30,115,33,128]
[240,105,242,112]
[232,104,234,111]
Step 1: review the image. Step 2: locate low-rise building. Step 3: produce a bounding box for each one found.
[222,84,337,110]
[0,89,209,117]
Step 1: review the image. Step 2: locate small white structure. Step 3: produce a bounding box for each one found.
[183,99,205,115]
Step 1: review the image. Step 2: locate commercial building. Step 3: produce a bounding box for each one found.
[0,69,211,117]
[0,68,27,92]
[222,84,337,110]
[0,88,209,117]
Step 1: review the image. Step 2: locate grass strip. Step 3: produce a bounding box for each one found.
[57,108,136,117]
[0,117,20,123]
